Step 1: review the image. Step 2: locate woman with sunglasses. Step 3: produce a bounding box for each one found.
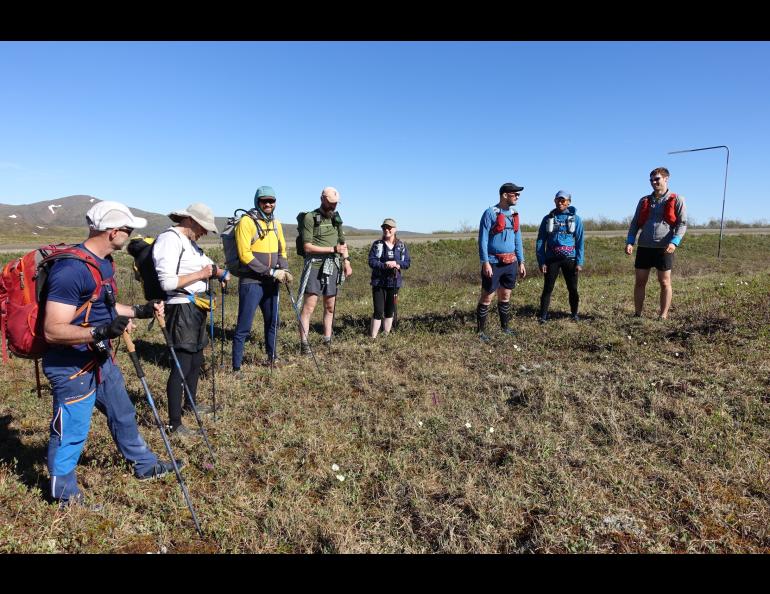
[535,191,585,323]
[153,203,229,439]
[368,218,411,338]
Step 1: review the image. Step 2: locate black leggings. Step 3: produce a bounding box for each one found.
[539,259,579,318]
[372,287,397,320]
[167,348,205,428]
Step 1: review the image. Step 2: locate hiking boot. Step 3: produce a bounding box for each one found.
[183,402,214,416]
[57,492,104,512]
[501,328,516,336]
[300,341,312,356]
[168,423,202,442]
[321,336,332,347]
[571,314,580,322]
[479,333,491,343]
[135,458,184,480]
[537,317,547,325]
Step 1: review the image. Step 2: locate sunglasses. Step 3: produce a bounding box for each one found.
[381,225,393,230]
[116,226,134,235]
[556,198,570,203]
[259,198,276,204]
[650,177,663,182]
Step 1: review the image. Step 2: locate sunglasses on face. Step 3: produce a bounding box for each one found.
[650,177,663,182]
[116,226,134,235]
[382,225,393,230]
[259,199,276,205]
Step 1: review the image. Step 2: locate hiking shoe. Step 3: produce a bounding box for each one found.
[321,336,332,346]
[135,458,184,480]
[168,424,202,442]
[57,493,104,512]
[183,402,213,416]
[571,314,580,322]
[300,341,312,355]
[501,328,516,336]
[537,317,547,325]
[264,357,284,368]
[479,333,491,343]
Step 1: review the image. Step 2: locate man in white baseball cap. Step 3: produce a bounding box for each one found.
[86,200,148,231]
[43,199,176,508]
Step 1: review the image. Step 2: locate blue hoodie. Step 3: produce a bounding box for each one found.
[536,205,584,267]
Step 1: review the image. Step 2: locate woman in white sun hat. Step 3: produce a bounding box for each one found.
[152,203,229,439]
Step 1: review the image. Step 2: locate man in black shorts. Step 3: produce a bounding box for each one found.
[625,167,688,319]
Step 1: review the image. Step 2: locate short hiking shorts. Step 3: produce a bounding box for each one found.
[635,246,673,271]
[304,263,339,297]
[481,261,518,293]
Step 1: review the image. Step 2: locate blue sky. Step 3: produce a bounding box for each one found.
[1,41,768,232]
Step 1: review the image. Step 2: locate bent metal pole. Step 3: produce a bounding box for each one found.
[154,311,216,465]
[668,145,730,258]
[122,330,203,537]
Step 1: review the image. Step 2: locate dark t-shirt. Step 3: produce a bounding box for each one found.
[44,244,117,352]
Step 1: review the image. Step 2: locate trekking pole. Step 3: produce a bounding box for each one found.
[220,282,226,368]
[121,330,203,537]
[284,282,321,373]
[208,281,216,421]
[270,282,279,374]
[327,246,345,350]
[154,311,216,465]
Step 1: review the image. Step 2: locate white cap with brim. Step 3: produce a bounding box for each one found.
[86,201,148,231]
[168,202,219,234]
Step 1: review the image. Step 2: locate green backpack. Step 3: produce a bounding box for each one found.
[295,210,343,257]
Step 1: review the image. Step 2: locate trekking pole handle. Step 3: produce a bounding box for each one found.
[154,310,167,329]
[122,330,145,379]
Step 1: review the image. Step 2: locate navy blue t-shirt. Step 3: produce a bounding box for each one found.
[45,244,117,351]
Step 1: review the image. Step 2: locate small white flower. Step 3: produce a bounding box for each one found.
[488,427,495,433]
[643,341,647,345]
[418,421,423,427]
[464,422,472,429]
[336,474,346,482]
[627,335,632,340]
[331,463,340,472]
[675,352,680,357]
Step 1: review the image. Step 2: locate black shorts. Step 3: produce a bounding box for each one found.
[481,262,518,293]
[635,246,673,271]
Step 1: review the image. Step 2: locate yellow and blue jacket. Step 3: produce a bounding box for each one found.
[235,214,289,283]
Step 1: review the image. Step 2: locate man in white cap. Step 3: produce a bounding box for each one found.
[42,200,177,508]
[298,186,353,353]
[152,203,229,437]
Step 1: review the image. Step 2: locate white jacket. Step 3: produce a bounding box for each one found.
[152,226,214,305]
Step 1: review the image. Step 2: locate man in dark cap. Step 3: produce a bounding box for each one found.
[476,183,527,341]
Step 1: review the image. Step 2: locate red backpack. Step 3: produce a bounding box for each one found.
[0,244,113,365]
[637,193,678,227]
[491,207,520,234]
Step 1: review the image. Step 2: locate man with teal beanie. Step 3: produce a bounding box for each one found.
[232,186,292,371]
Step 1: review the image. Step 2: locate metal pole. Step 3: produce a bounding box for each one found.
[284,282,321,373]
[154,312,216,465]
[668,145,729,258]
[122,331,203,537]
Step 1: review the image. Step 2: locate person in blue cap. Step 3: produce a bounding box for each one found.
[232,186,292,372]
[535,190,585,323]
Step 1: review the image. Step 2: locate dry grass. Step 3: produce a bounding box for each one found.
[1,234,768,552]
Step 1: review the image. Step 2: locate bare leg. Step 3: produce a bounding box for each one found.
[657,269,672,319]
[634,268,650,316]
[300,294,318,341]
[322,295,336,339]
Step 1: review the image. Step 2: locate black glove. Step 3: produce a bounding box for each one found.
[132,300,161,319]
[91,316,131,342]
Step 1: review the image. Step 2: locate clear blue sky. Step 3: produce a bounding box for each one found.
[1,41,768,232]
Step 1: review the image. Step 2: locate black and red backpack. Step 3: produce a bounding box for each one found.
[0,243,114,364]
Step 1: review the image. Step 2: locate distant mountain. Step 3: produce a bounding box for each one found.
[0,195,423,239]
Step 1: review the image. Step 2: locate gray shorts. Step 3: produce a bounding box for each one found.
[303,262,339,297]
